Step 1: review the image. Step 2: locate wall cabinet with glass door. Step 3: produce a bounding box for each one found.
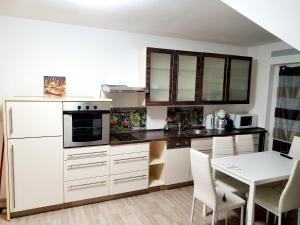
[146,48,174,105]
[145,47,252,105]
[226,56,252,103]
[173,51,200,104]
[200,53,227,104]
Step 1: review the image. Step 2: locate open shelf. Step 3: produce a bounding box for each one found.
[149,141,166,187]
[149,164,165,188]
[149,141,166,165]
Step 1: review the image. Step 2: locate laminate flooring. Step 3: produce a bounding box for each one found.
[0,186,297,225]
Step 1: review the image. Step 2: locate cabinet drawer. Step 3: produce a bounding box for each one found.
[64,176,108,203]
[109,170,148,195]
[191,138,213,150]
[110,151,148,175]
[64,145,110,161]
[110,143,149,155]
[64,156,109,181]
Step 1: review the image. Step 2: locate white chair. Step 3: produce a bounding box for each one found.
[190,149,245,225]
[288,136,300,159]
[251,160,300,225]
[213,137,248,195]
[273,136,300,193]
[235,134,255,155]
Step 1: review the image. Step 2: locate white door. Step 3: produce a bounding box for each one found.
[6,102,62,138]
[8,137,63,212]
[166,148,190,185]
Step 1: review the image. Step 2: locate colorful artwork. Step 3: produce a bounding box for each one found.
[44,76,66,96]
[110,107,147,132]
[167,106,203,127]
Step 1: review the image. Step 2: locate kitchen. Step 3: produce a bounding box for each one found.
[0,1,300,225]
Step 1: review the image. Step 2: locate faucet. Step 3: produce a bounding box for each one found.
[178,122,191,134]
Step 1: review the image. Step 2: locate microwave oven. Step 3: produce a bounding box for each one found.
[229,113,258,129]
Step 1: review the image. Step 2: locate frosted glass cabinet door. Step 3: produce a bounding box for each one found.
[149,52,172,102]
[202,56,226,102]
[176,54,197,102]
[228,58,251,102]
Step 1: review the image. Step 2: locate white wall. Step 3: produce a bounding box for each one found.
[247,42,300,150]
[221,0,300,51]
[0,15,252,129]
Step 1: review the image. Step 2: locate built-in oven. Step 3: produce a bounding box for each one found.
[63,102,110,148]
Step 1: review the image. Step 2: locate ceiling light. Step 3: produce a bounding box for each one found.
[68,0,135,7]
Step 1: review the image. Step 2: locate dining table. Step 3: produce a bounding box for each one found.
[211,151,299,225]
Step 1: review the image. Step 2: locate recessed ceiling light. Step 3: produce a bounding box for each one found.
[68,0,135,7]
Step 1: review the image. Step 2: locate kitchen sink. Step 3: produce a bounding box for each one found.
[184,129,208,135]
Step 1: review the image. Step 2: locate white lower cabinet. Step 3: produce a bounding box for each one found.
[109,170,148,195]
[110,143,149,195]
[166,148,191,185]
[63,145,110,202]
[64,176,109,202]
[8,137,63,212]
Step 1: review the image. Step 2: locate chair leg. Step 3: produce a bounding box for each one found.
[212,211,216,225]
[274,215,277,224]
[225,211,228,225]
[266,210,269,224]
[278,214,282,225]
[203,204,207,217]
[298,209,300,225]
[240,206,244,225]
[189,197,195,225]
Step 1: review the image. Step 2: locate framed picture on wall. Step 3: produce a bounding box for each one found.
[44,76,66,96]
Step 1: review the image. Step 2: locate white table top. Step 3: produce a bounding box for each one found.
[211,151,294,185]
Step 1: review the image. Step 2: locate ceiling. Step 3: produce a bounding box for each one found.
[0,0,280,46]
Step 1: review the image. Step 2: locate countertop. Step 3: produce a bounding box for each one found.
[4,96,112,102]
[110,127,267,145]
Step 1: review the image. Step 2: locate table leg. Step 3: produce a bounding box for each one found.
[297,208,300,225]
[246,183,256,225]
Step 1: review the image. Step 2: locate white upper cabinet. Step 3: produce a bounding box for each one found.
[6,101,62,138]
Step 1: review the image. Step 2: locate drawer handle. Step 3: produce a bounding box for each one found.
[114,175,147,183]
[67,151,107,160]
[67,161,107,169]
[9,107,13,136]
[11,145,16,209]
[114,156,147,164]
[68,180,107,190]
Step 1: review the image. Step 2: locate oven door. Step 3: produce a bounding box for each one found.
[63,111,110,148]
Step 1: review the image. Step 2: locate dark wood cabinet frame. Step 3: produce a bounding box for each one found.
[146,47,252,106]
[225,55,252,104]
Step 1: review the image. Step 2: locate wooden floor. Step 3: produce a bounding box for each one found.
[0,186,297,225]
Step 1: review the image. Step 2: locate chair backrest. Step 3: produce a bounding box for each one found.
[212,136,234,158]
[190,149,217,210]
[278,160,300,213]
[288,136,300,159]
[235,134,255,155]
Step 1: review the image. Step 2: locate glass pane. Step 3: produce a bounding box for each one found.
[229,59,250,101]
[177,55,197,101]
[150,53,171,101]
[202,57,225,101]
[72,112,102,142]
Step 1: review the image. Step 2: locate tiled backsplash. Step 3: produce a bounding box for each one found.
[167,106,204,127]
[110,107,147,132]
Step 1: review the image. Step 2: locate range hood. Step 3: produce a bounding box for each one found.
[101,84,149,93]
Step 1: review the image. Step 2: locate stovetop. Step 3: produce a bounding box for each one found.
[112,133,139,141]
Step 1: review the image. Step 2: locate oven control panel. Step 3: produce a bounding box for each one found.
[63,102,111,112]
